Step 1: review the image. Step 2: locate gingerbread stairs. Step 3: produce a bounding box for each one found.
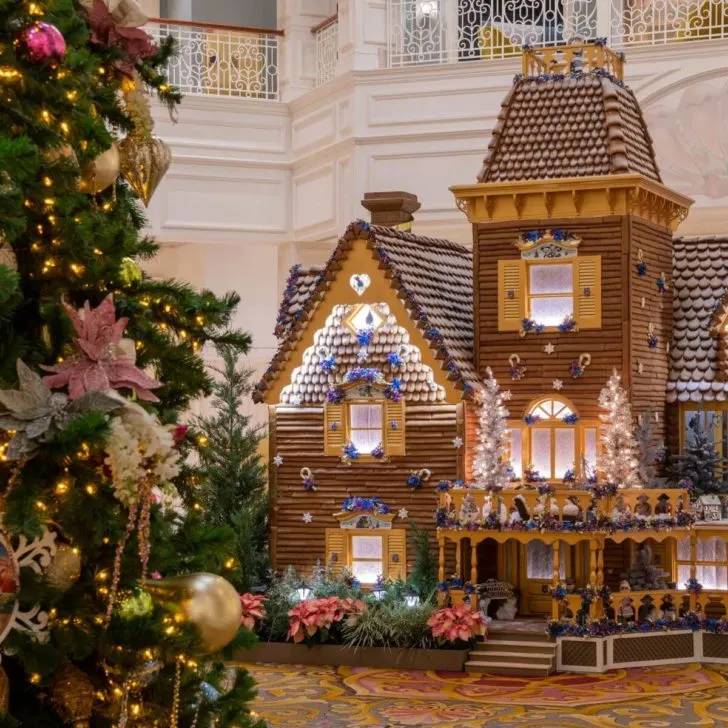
[465,630,556,676]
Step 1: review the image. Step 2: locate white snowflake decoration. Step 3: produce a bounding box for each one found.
[452,436,464,449]
[302,513,313,524]
[397,508,409,520]
[552,379,564,391]
[273,454,284,467]
[544,342,555,355]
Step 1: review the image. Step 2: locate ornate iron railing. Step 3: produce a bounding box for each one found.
[147,19,281,100]
[313,15,339,86]
[387,0,728,67]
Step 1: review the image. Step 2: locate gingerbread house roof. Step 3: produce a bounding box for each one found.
[477,72,661,184]
[254,221,478,403]
[668,235,728,403]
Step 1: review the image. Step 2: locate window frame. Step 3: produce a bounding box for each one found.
[349,532,387,585]
[508,397,600,483]
[346,398,385,458]
[526,259,575,329]
[680,404,728,464]
[676,535,728,591]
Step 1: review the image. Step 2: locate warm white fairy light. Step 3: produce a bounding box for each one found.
[598,369,641,488]
[473,367,511,490]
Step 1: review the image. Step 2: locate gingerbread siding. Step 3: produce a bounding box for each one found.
[475,216,627,420]
[269,403,459,574]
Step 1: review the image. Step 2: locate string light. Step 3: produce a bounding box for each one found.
[59,121,70,135]
[42,176,52,187]
[40,109,51,123]
[28,2,44,15]
[65,90,77,102]
[55,480,69,495]
[35,500,46,511]
[85,483,97,495]
[29,673,41,684]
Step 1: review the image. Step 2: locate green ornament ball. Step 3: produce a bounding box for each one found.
[119,257,143,286]
[118,588,153,620]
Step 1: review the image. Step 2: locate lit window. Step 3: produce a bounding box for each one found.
[345,304,384,335]
[349,403,383,454]
[351,535,384,584]
[528,263,573,327]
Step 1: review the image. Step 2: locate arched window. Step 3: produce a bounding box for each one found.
[509,397,598,483]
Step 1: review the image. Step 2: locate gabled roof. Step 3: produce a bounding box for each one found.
[254,221,478,403]
[478,71,661,184]
[668,235,728,403]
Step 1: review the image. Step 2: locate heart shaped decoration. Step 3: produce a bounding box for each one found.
[349,273,371,296]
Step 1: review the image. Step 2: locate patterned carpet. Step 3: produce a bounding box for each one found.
[245,662,728,727]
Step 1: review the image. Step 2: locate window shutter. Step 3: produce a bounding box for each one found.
[387,529,407,582]
[325,528,348,577]
[574,256,602,329]
[498,260,526,331]
[384,399,406,456]
[324,403,344,456]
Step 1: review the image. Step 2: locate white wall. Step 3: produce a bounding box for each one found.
[161,0,277,27]
[144,22,728,422]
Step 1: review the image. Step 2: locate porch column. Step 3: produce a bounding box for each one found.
[589,540,598,585]
[597,542,604,585]
[690,531,698,611]
[552,539,561,586]
[455,539,462,580]
[470,541,478,584]
[438,538,446,582]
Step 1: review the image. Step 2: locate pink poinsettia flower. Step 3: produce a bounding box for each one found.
[239,593,266,630]
[43,294,162,401]
[286,596,367,643]
[427,605,486,644]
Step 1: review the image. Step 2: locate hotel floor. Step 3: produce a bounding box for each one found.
[245,661,728,727]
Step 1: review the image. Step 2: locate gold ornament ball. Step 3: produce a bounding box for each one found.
[145,573,242,654]
[80,143,120,194]
[50,663,94,728]
[45,545,82,592]
[119,133,171,207]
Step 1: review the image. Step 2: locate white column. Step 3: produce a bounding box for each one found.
[596,0,614,42]
[278,0,335,101]
[337,0,388,72]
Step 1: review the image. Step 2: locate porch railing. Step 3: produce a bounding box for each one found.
[313,14,339,86]
[147,19,281,100]
[387,0,728,68]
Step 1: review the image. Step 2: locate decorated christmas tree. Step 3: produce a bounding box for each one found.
[195,345,268,593]
[0,0,263,725]
[671,414,726,496]
[598,370,641,489]
[473,368,511,490]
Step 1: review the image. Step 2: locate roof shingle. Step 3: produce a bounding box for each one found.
[478,72,661,184]
[668,235,728,403]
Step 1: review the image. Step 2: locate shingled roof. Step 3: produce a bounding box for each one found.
[478,72,661,184]
[254,221,478,403]
[668,235,728,403]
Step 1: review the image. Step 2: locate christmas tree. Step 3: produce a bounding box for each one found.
[195,345,268,593]
[671,414,726,496]
[598,370,641,488]
[473,368,511,490]
[635,410,667,488]
[0,1,263,725]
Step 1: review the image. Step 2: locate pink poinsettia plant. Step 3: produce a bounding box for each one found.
[43,294,162,401]
[239,593,267,631]
[427,605,486,647]
[287,596,367,645]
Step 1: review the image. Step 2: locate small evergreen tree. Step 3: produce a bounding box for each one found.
[408,521,438,602]
[598,370,641,488]
[473,368,511,489]
[672,414,726,496]
[195,345,269,591]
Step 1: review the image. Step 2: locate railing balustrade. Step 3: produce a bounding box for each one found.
[147,19,281,100]
[313,15,339,86]
[387,0,728,68]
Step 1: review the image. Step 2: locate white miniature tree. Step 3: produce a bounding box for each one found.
[473,368,511,489]
[598,369,641,488]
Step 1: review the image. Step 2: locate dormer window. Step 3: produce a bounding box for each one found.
[349,402,383,454]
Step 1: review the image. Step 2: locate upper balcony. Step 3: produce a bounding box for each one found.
[387,0,728,68]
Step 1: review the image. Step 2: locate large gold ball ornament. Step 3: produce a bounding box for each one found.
[119,134,171,207]
[45,545,82,592]
[50,663,94,727]
[79,142,121,194]
[145,573,242,654]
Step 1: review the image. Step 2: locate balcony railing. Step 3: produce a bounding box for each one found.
[387,0,728,68]
[147,19,281,100]
[313,14,339,87]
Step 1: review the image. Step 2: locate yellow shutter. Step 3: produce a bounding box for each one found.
[383,399,406,456]
[325,528,349,577]
[574,255,602,329]
[324,403,345,456]
[387,529,408,582]
[498,259,527,331]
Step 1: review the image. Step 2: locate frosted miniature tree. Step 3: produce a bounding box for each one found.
[598,370,641,488]
[636,410,667,488]
[473,368,511,489]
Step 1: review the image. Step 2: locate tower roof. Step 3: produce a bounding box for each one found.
[478,48,661,184]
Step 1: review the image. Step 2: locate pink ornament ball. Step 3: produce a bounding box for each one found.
[19,22,67,64]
